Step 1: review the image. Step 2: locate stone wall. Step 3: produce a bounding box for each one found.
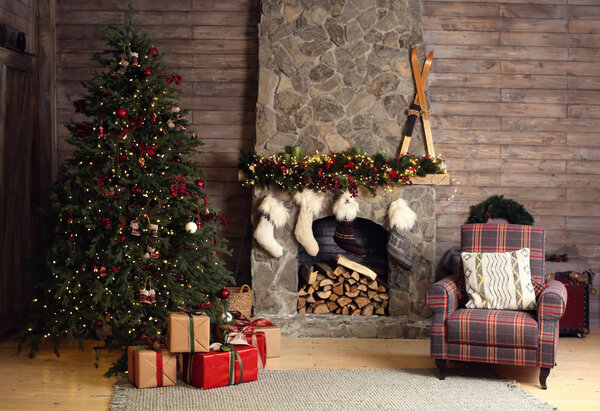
[253,0,433,338]
[256,0,426,157]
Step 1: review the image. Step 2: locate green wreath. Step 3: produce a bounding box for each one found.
[467,195,534,226]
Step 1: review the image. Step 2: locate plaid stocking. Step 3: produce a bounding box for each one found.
[387,226,412,270]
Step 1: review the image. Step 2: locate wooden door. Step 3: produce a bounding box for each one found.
[0,49,36,335]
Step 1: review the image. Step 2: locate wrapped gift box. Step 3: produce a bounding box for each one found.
[127,345,177,388]
[215,325,267,368]
[244,318,281,358]
[167,311,210,353]
[182,345,258,389]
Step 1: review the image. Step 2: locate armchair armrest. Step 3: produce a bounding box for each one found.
[426,276,461,316]
[538,280,568,322]
[426,276,462,360]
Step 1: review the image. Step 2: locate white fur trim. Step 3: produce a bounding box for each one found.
[388,198,417,231]
[293,190,324,216]
[254,217,283,257]
[259,195,288,228]
[333,191,359,222]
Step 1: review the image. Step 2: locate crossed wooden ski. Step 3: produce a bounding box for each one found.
[400,47,436,157]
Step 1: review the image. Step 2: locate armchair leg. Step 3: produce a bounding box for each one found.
[539,367,551,390]
[435,359,447,380]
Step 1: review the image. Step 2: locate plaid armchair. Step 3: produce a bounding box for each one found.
[426,224,567,389]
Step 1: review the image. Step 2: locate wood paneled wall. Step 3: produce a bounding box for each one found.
[54,0,259,284]
[52,1,600,286]
[422,1,600,272]
[0,0,36,53]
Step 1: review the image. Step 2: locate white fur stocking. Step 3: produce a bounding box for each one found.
[254,195,289,258]
[293,190,324,256]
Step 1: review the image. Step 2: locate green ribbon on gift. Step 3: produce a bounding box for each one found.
[222,345,244,385]
[176,307,206,354]
[177,307,206,383]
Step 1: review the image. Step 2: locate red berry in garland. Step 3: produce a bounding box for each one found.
[116,108,127,118]
[151,47,158,55]
[144,68,152,75]
[219,288,230,299]
[194,179,205,189]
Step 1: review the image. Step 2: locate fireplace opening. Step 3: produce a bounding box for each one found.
[297,216,390,316]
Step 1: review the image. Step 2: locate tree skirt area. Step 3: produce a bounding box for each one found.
[111,369,555,411]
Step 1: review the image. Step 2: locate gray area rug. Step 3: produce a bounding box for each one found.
[111,369,554,411]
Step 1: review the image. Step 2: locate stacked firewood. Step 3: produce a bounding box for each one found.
[297,255,389,316]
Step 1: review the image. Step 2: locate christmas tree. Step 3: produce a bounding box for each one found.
[22,7,233,372]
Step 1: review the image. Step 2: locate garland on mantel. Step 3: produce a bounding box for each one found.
[239,150,447,197]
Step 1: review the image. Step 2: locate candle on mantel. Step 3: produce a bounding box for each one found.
[282,153,291,162]
[291,146,302,160]
[352,147,364,155]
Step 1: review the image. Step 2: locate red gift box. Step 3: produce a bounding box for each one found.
[182,345,258,389]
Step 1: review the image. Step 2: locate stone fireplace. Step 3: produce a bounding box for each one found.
[251,0,437,338]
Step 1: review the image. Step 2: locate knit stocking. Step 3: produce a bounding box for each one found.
[254,195,289,258]
[293,190,324,257]
[387,198,417,270]
[332,192,366,258]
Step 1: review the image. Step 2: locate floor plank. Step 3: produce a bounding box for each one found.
[1,330,599,410]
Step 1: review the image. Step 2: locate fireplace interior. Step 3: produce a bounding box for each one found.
[297,216,390,316]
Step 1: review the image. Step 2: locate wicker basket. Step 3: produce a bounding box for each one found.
[228,284,253,319]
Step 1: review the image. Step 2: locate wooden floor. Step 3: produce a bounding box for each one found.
[1,331,599,411]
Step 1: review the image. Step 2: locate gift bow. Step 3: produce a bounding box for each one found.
[241,318,275,328]
[140,334,166,351]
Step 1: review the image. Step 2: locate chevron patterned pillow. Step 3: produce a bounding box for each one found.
[461,248,537,310]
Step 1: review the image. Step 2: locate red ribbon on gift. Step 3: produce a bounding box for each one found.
[237,318,275,328]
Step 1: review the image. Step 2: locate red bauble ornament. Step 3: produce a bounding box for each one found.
[219,288,230,299]
[194,179,205,189]
[116,108,127,118]
[151,47,158,55]
[144,68,152,75]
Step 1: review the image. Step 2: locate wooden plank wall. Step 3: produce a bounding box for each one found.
[0,0,36,52]
[54,0,259,284]
[422,1,600,276]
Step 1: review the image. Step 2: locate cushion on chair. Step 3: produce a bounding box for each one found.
[461,248,537,310]
[447,309,539,349]
[461,224,545,282]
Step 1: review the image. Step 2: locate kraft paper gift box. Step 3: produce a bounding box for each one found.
[127,345,177,388]
[244,318,281,358]
[167,311,210,353]
[182,345,258,390]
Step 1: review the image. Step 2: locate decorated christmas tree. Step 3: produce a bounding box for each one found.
[22,7,233,372]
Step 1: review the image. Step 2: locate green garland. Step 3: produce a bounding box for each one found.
[239,150,447,197]
[467,195,534,225]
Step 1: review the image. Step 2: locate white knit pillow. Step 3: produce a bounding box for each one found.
[461,248,537,310]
